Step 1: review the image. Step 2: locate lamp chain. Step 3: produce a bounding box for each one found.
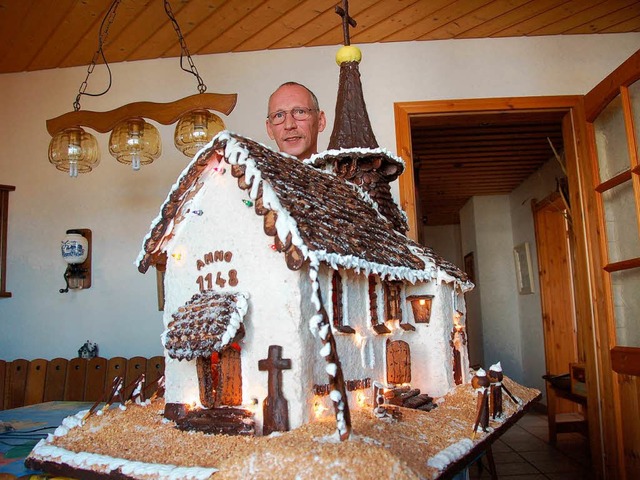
[73,0,123,111]
[164,0,207,94]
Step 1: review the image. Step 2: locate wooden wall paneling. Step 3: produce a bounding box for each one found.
[124,356,147,399]
[43,358,68,402]
[106,357,127,399]
[6,359,29,409]
[64,358,87,401]
[145,356,165,391]
[0,359,6,410]
[84,357,108,402]
[24,358,47,406]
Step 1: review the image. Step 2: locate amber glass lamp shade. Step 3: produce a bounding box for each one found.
[174,109,225,157]
[48,127,100,178]
[108,118,161,171]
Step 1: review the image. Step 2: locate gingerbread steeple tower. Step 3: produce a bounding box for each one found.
[310,1,408,234]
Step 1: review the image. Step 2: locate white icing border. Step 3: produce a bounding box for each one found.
[29,410,218,480]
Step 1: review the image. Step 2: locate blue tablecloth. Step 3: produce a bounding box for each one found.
[0,401,92,477]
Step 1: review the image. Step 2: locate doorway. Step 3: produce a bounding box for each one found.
[394,94,602,475]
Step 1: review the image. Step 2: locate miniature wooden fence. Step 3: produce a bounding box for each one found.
[0,356,164,411]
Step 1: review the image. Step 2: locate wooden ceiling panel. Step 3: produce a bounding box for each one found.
[492,0,604,37]
[387,0,496,43]
[268,0,380,50]
[563,3,640,35]
[420,0,533,41]
[233,0,337,51]
[26,0,107,72]
[57,1,150,69]
[528,0,630,36]
[454,0,567,39]
[129,1,225,60]
[0,0,76,73]
[601,15,640,34]
[412,110,564,226]
[156,0,255,57]
[0,0,636,74]
[204,0,302,54]
[307,0,419,47]
[106,1,174,64]
[351,0,456,44]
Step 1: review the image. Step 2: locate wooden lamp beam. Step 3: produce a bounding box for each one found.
[46,93,237,136]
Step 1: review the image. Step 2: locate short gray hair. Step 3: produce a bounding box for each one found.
[268,81,320,114]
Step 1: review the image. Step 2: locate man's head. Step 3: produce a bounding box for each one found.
[266,82,326,160]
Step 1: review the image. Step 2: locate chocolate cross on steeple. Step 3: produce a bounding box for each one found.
[335,0,357,45]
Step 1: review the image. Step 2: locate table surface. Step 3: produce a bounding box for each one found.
[0,398,537,480]
[0,401,93,477]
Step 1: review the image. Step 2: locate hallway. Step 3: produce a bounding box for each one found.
[470,411,593,479]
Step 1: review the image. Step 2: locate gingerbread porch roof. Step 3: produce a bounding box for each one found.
[163,291,248,361]
[136,131,471,289]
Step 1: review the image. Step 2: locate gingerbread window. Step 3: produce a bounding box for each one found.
[369,275,390,334]
[332,270,354,334]
[407,295,433,324]
[384,281,414,331]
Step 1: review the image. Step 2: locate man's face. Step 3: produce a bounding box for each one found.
[266,84,326,160]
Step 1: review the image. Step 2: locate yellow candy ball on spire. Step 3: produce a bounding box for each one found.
[336,45,362,65]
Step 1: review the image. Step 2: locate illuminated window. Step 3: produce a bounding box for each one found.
[332,270,354,334]
[407,295,433,324]
[369,275,390,334]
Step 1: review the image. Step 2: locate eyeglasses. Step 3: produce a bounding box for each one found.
[267,107,318,125]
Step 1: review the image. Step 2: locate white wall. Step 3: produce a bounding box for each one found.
[456,157,566,398]
[472,195,523,381]
[1,34,638,361]
[459,200,484,367]
[422,224,462,267]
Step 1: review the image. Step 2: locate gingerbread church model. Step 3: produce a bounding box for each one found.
[135,16,473,438]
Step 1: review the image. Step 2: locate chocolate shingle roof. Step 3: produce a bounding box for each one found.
[137,132,471,289]
[164,291,248,361]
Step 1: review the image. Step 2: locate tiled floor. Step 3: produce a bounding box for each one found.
[468,411,593,480]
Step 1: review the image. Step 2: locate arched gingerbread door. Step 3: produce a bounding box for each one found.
[386,339,411,385]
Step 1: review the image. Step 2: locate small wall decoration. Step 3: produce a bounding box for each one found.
[0,185,15,298]
[78,340,98,359]
[513,242,534,295]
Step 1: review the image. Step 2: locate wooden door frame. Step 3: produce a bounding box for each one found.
[582,49,640,480]
[394,95,611,477]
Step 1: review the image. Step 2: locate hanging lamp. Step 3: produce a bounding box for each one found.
[49,127,100,177]
[46,0,237,177]
[174,109,226,157]
[109,118,161,170]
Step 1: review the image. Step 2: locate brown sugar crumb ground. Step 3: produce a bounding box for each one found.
[46,376,539,480]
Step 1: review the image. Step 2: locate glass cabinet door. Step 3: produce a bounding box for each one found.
[592,79,640,348]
